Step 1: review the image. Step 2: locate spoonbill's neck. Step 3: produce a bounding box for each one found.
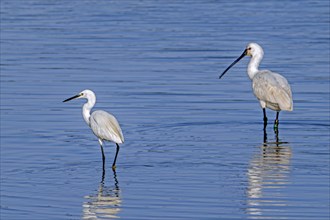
[82,98,95,126]
[247,54,263,80]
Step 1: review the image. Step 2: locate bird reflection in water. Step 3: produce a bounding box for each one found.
[246,129,292,219]
[82,170,121,219]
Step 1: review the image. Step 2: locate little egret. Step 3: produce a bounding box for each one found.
[219,43,293,130]
[63,89,124,170]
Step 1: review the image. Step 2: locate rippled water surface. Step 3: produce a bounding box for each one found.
[1,0,329,219]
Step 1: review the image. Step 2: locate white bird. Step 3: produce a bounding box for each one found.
[219,43,293,130]
[63,89,124,170]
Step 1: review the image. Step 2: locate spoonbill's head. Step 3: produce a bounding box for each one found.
[63,89,96,102]
[219,42,264,79]
[245,42,264,57]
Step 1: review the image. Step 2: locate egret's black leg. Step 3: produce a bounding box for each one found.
[101,168,105,183]
[263,108,268,130]
[100,144,106,172]
[112,169,119,190]
[274,112,279,131]
[112,144,120,170]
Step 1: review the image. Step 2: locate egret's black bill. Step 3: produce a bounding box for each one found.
[219,49,247,79]
[63,94,81,102]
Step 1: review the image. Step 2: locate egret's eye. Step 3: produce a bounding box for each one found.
[247,47,252,50]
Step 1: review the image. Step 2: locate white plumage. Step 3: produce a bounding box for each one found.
[252,70,293,111]
[90,110,124,144]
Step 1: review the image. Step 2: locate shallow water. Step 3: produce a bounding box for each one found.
[1,0,329,219]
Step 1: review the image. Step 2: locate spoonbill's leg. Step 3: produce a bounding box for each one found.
[263,128,267,144]
[274,112,280,130]
[263,108,268,130]
[274,125,279,144]
[112,143,120,170]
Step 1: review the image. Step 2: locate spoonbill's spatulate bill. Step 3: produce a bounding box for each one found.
[63,89,124,170]
[219,43,293,130]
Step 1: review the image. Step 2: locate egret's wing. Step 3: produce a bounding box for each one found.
[253,71,293,111]
[90,110,124,143]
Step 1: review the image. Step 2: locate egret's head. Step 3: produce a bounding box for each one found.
[63,89,95,102]
[245,42,264,57]
[79,89,95,99]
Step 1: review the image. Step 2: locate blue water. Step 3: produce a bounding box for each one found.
[1,0,329,219]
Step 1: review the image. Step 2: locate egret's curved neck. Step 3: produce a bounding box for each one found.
[247,54,263,80]
[82,98,95,126]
